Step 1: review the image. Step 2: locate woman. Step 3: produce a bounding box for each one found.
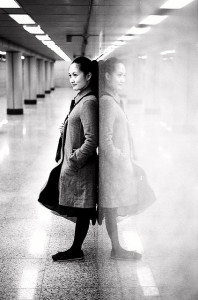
[99,57,142,260]
[40,56,98,261]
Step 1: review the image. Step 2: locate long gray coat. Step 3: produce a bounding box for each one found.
[59,87,98,209]
[99,91,137,209]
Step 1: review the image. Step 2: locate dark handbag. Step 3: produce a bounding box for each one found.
[116,163,156,217]
[38,162,62,210]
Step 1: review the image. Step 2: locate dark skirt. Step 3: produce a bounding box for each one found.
[38,163,97,224]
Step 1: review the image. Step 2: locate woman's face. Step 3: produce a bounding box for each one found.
[106,63,126,93]
[68,63,91,92]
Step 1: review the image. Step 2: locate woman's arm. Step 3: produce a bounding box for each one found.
[99,96,127,164]
[69,99,98,168]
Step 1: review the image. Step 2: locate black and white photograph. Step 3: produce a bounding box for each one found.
[0,0,198,299]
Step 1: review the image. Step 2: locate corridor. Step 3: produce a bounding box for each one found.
[0,87,198,299]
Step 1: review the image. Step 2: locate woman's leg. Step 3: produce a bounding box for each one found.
[105,208,142,260]
[52,216,90,261]
[105,208,121,251]
[70,216,90,251]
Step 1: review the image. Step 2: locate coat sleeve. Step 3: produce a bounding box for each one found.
[69,99,98,169]
[99,96,128,165]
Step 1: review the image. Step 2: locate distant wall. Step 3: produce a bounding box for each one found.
[54,60,70,88]
[0,61,6,96]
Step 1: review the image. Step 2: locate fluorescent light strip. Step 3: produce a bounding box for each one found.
[140,15,168,25]
[113,40,126,46]
[160,49,175,55]
[9,11,70,61]
[52,47,71,62]
[42,40,55,47]
[0,0,20,8]
[119,35,134,41]
[97,26,149,60]
[161,0,195,9]
[23,25,44,34]
[23,22,70,61]
[36,35,51,41]
[138,55,148,59]
[42,41,71,62]
[95,36,133,60]
[127,26,151,35]
[97,43,120,60]
[9,14,35,24]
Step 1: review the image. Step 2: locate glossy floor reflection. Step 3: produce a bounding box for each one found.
[0,88,198,299]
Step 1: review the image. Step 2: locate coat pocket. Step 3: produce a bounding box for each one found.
[65,164,78,176]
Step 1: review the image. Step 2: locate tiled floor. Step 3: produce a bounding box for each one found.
[0,88,198,299]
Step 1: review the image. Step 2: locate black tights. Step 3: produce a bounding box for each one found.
[105,209,122,251]
[70,216,90,251]
[71,212,121,252]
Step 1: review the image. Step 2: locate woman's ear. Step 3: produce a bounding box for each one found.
[105,72,110,81]
[86,72,92,81]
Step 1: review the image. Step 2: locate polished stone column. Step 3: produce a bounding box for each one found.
[37,59,45,98]
[24,56,37,104]
[51,62,55,91]
[23,57,29,103]
[45,61,51,94]
[6,52,23,115]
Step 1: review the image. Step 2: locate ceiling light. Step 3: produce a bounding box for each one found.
[0,0,20,8]
[51,46,71,62]
[41,41,71,62]
[140,15,168,25]
[23,25,44,34]
[160,50,175,55]
[21,56,25,60]
[9,14,35,24]
[101,47,115,59]
[138,55,148,59]
[161,0,195,9]
[113,41,126,46]
[105,46,116,53]
[127,26,151,35]
[100,52,111,60]
[0,51,6,55]
[36,35,51,41]
[42,40,55,48]
[118,35,134,41]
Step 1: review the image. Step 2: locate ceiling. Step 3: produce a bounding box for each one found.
[0,0,196,61]
[0,0,166,61]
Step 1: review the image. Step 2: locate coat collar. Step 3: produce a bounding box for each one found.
[74,87,92,104]
[104,88,121,104]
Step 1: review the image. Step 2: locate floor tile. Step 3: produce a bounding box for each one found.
[40,287,100,300]
[0,288,40,300]
[0,259,46,290]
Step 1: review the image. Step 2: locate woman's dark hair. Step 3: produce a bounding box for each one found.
[99,57,124,94]
[71,56,98,96]
[101,57,124,75]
